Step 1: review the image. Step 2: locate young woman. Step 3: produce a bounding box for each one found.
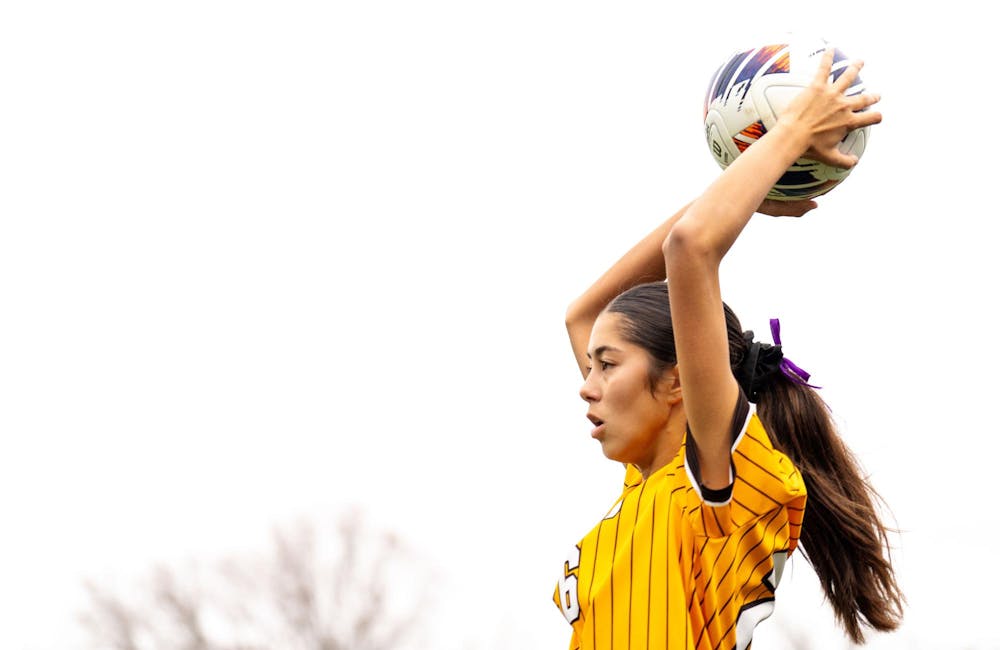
[553,49,903,649]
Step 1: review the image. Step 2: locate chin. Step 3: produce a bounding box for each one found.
[599,441,625,463]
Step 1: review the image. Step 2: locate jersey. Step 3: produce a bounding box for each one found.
[553,400,806,650]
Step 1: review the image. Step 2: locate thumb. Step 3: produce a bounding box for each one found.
[809,148,859,170]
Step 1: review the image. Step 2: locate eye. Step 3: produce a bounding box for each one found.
[600,361,614,371]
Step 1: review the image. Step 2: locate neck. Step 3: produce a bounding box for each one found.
[637,402,687,479]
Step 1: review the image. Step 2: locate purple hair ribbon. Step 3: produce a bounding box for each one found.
[770,318,821,389]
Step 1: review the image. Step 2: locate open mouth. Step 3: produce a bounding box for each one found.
[587,414,605,438]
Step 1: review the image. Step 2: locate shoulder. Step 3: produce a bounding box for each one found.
[683,406,807,535]
[734,412,805,496]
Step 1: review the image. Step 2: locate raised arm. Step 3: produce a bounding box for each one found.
[663,49,881,488]
[566,197,817,379]
[565,204,690,378]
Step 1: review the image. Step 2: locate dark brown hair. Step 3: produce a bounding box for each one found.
[606,281,903,643]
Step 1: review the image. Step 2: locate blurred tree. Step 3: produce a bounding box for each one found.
[79,511,434,650]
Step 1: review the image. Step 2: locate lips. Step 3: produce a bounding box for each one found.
[587,413,605,438]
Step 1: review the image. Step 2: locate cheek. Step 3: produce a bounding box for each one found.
[626,394,669,437]
[607,375,647,409]
[613,384,652,419]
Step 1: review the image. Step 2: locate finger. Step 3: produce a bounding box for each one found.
[804,144,858,169]
[812,47,836,85]
[821,150,858,170]
[832,59,864,92]
[784,200,818,218]
[758,199,817,217]
[852,107,883,129]
[848,91,881,112]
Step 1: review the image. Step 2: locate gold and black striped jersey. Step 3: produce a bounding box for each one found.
[554,402,806,650]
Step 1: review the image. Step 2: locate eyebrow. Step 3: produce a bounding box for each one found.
[586,345,622,359]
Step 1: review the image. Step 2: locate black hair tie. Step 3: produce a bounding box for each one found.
[738,320,820,403]
[736,331,761,400]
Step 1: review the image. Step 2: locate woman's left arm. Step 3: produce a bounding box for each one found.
[663,49,881,488]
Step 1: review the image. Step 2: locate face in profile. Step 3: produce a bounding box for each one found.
[580,312,679,474]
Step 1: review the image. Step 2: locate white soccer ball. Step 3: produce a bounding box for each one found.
[703,34,869,200]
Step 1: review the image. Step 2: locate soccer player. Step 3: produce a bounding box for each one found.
[554,49,903,649]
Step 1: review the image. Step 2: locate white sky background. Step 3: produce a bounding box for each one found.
[1,1,996,649]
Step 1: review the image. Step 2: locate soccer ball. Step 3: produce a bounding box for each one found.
[703,34,869,200]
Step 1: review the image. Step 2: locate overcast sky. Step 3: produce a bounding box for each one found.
[2,1,996,649]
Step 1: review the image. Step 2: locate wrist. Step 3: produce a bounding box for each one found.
[767,119,812,160]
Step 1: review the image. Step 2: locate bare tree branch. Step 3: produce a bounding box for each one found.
[273,522,320,649]
[80,511,434,650]
[152,565,210,650]
[79,580,143,650]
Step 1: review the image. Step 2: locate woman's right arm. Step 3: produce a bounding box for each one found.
[565,200,816,378]
[565,204,690,378]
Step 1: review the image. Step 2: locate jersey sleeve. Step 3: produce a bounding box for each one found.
[683,397,807,544]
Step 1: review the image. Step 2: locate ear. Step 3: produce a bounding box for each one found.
[657,365,683,405]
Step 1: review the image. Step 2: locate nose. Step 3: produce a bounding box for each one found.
[579,372,599,403]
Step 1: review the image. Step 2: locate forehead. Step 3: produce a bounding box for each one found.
[588,311,630,354]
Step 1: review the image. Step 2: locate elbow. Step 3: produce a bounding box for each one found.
[565,298,588,333]
[662,218,717,271]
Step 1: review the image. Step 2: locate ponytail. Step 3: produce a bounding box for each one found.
[740,327,905,643]
[607,283,905,642]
